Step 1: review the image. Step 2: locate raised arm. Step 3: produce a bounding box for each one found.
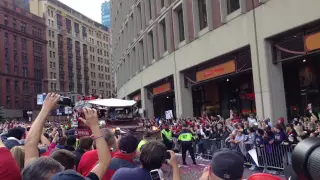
[80,108,111,179]
[24,93,59,165]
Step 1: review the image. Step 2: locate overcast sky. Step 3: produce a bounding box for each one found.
[58,0,109,23]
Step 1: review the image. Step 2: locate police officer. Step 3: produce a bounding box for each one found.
[137,132,151,152]
[161,124,173,150]
[178,123,196,165]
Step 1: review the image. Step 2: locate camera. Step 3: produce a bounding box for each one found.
[286,138,320,180]
[57,96,72,106]
[115,128,121,138]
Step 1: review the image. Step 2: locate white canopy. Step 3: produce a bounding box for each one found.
[88,98,137,107]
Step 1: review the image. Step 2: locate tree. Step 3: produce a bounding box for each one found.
[0,106,5,123]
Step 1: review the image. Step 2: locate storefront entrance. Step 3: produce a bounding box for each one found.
[273,27,320,120]
[192,73,255,118]
[185,47,255,118]
[149,80,176,119]
[153,91,175,119]
[283,53,320,119]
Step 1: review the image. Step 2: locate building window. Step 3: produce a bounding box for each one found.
[160,19,167,52]
[13,35,17,48]
[160,0,165,8]
[148,31,154,60]
[148,0,152,20]
[14,51,17,62]
[21,22,26,33]
[6,96,11,108]
[5,64,9,74]
[22,53,28,64]
[227,0,240,14]
[22,67,28,77]
[4,32,8,45]
[6,79,10,92]
[14,66,18,75]
[14,80,19,92]
[22,38,27,50]
[198,0,208,30]
[4,15,8,26]
[15,97,19,108]
[13,19,16,29]
[177,7,185,42]
[5,48,9,62]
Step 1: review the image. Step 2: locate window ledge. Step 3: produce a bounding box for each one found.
[226,9,242,22]
[198,27,209,37]
[160,7,166,14]
[151,59,156,64]
[178,40,186,49]
[163,51,169,57]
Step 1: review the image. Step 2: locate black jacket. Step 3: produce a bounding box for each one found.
[75,148,86,169]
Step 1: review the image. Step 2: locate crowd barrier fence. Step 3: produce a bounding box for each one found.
[185,138,295,171]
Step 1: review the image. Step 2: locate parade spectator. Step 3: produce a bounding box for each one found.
[10,146,25,170]
[0,137,22,180]
[101,134,139,180]
[51,149,76,170]
[199,149,244,180]
[78,128,116,176]
[4,127,25,150]
[22,94,112,180]
[75,136,94,169]
[112,141,181,180]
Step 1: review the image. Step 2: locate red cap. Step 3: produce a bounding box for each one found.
[278,117,284,123]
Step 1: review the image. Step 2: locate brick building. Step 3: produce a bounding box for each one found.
[0,0,47,118]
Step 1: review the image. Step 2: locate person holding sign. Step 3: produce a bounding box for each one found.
[178,124,196,165]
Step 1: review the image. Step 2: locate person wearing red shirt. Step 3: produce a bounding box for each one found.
[78,128,116,176]
[0,135,22,180]
[101,134,138,180]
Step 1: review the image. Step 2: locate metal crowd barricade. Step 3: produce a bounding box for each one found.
[194,139,295,170]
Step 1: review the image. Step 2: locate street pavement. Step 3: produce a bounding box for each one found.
[161,154,286,180]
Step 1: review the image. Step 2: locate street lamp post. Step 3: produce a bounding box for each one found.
[27,111,33,122]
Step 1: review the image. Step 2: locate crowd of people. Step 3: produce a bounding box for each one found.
[152,110,320,174]
[0,93,249,180]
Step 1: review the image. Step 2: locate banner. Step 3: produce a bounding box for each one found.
[305,31,320,52]
[153,83,171,95]
[196,60,236,82]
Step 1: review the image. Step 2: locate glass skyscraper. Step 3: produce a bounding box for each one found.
[101,1,110,29]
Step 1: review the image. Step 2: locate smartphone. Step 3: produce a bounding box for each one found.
[115,130,120,138]
[58,128,62,137]
[150,169,163,180]
[165,152,171,160]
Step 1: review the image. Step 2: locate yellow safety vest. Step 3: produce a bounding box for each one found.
[161,129,173,141]
[178,132,193,141]
[137,139,147,152]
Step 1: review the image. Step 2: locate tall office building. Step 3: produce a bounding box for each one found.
[112,0,320,121]
[30,0,113,98]
[0,0,47,118]
[101,1,111,29]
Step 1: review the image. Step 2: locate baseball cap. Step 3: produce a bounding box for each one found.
[50,170,89,180]
[278,117,285,123]
[119,134,139,154]
[211,149,244,180]
[7,127,25,139]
